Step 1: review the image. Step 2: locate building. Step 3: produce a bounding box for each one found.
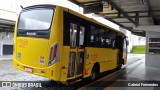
[0,1,19,56]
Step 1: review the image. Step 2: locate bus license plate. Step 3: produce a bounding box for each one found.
[25,67,33,73]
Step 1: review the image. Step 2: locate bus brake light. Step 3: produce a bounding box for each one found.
[53,45,57,57]
[48,44,59,66]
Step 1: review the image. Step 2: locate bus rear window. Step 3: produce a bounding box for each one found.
[18,9,53,30]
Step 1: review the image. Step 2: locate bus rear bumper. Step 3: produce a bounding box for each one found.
[13,59,60,81]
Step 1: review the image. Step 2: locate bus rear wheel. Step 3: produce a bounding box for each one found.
[90,66,98,81]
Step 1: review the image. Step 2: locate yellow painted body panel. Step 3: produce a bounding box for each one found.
[14,6,63,81]
[14,59,61,81]
[16,37,49,68]
[83,48,118,78]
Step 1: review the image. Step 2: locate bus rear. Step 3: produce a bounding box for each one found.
[13,5,61,81]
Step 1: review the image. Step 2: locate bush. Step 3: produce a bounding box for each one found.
[131,46,146,54]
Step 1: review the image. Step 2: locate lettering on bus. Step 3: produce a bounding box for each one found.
[84,68,89,75]
[91,54,98,61]
[17,39,28,48]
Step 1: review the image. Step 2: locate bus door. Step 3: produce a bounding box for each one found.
[123,38,128,64]
[67,23,85,79]
[117,36,123,65]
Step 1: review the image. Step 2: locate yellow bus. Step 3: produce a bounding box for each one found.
[13,4,128,82]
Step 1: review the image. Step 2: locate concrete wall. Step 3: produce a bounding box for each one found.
[0,32,13,45]
[146,31,160,66]
[0,32,13,56]
[132,35,146,46]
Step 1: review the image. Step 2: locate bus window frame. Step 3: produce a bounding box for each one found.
[16,5,56,39]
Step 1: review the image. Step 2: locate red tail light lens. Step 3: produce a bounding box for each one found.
[54,45,57,57]
[48,44,59,66]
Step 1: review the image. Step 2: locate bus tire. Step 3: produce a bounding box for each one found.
[90,66,98,81]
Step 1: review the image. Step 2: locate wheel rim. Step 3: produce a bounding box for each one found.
[91,68,96,80]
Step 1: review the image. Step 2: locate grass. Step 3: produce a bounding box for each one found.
[131,46,146,54]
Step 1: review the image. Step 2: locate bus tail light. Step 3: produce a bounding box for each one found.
[48,43,60,66]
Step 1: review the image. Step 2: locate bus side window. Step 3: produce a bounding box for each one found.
[104,30,116,48]
[99,28,106,47]
[95,31,101,46]
[70,23,77,48]
[90,25,98,47]
[110,32,116,48]
[79,26,85,48]
[90,26,94,46]
[104,30,112,48]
